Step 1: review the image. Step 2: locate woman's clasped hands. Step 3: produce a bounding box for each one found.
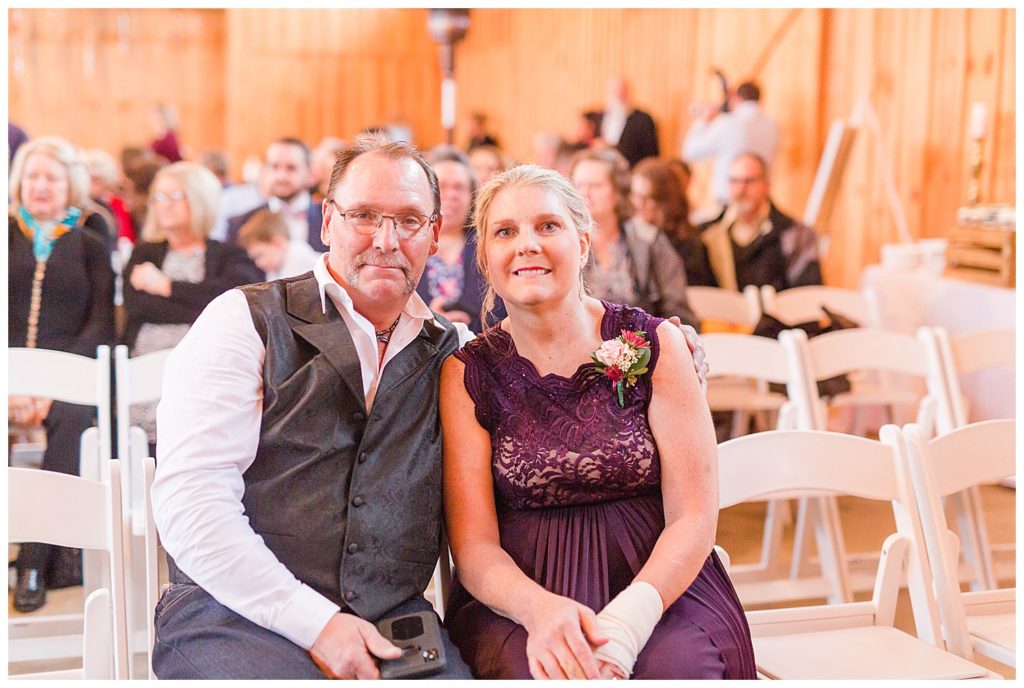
[521,590,626,680]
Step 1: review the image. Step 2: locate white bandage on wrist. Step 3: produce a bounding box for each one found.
[592,581,664,678]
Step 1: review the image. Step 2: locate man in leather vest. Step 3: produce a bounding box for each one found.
[150,134,474,679]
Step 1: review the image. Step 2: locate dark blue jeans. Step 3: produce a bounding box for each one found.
[153,584,473,679]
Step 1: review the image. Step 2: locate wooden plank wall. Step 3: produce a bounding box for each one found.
[8,8,1014,288]
[8,8,225,159]
[223,8,442,169]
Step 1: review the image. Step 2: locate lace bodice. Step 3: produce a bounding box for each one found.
[455,302,664,510]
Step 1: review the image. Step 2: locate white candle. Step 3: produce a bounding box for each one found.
[969,102,987,140]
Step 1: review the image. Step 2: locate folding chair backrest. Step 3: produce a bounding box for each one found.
[8,462,129,679]
[901,420,1016,658]
[689,285,762,326]
[703,333,792,385]
[141,456,160,679]
[717,426,943,645]
[932,328,1015,432]
[781,327,943,432]
[8,346,112,462]
[761,284,877,327]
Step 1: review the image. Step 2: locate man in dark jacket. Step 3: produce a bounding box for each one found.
[600,76,660,168]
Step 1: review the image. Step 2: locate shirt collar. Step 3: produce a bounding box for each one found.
[268,191,310,215]
[312,253,435,324]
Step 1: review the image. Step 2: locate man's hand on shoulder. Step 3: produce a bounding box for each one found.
[309,612,402,679]
[666,316,709,395]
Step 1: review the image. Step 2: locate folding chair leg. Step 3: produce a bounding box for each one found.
[790,496,816,579]
[949,487,997,590]
[757,499,790,576]
[816,495,853,604]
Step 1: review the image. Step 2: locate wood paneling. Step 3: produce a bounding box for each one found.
[223,8,443,169]
[8,8,1014,289]
[8,8,225,160]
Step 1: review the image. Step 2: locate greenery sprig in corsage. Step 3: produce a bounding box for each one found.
[591,329,651,408]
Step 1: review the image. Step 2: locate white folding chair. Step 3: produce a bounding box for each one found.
[781,327,947,598]
[902,420,1016,669]
[703,333,826,604]
[689,284,762,327]
[113,345,172,678]
[717,427,995,679]
[8,462,130,680]
[138,456,161,679]
[932,327,1016,589]
[7,346,112,666]
[760,284,878,328]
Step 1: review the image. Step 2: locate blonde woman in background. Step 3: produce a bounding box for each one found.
[122,161,262,450]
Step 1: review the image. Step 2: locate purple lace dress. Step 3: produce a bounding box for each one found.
[446,302,756,679]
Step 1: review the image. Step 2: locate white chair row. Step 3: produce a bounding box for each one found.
[719,419,1014,679]
[7,345,171,680]
[702,323,1014,605]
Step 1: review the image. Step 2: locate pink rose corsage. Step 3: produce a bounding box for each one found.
[590,329,652,408]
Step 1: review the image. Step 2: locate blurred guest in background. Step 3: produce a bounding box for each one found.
[227,138,325,252]
[237,208,320,281]
[83,148,135,244]
[8,136,116,612]
[149,103,183,163]
[468,144,507,186]
[631,158,714,287]
[311,136,346,201]
[199,150,231,187]
[696,152,820,292]
[601,76,659,167]
[123,158,166,241]
[570,148,696,327]
[123,161,262,449]
[416,146,504,332]
[466,111,500,150]
[682,81,778,206]
[9,121,29,167]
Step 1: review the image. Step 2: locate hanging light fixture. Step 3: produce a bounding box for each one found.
[427,9,470,145]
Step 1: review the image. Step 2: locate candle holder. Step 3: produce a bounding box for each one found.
[966,137,983,207]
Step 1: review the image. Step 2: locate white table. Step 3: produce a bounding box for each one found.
[860,264,1016,422]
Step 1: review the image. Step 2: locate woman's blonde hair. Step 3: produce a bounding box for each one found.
[141,161,221,242]
[9,136,92,214]
[472,164,593,328]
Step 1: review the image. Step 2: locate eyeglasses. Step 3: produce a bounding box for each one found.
[328,199,434,238]
[629,192,657,206]
[153,191,186,204]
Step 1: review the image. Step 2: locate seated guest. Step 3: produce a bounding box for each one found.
[123,158,166,241]
[631,158,715,287]
[415,146,505,333]
[569,148,698,328]
[441,165,755,679]
[310,136,346,200]
[123,162,262,449]
[697,152,821,291]
[466,111,500,150]
[83,148,135,244]
[468,144,507,186]
[226,138,326,252]
[9,136,116,612]
[237,209,320,280]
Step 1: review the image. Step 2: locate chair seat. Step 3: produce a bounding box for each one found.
[753,626,990,680]
[707,379,787,412]
[967,614,1015,651]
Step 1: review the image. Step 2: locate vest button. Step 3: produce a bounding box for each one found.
[347,543,359,554]
[352,495,365,507]
[358,452,368,464]
[352,412,366,421]
[344,590,357,602]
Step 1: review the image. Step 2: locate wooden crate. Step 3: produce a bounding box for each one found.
[945,224,1016,287]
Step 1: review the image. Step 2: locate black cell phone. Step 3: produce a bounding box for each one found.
[376,610,447,680]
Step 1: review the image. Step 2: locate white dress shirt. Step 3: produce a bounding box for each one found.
[602,101,628,146]
[267,240,322,281]
[152,254,472,650]
[682,100,780,204]
[268,191,313,244]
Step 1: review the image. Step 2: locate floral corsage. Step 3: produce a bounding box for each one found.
[591,330,651,408]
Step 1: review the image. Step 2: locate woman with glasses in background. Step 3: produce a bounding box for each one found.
[8,136,116,612]
[122,161,262,452]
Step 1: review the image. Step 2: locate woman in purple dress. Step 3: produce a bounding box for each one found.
[440,165,755,680]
